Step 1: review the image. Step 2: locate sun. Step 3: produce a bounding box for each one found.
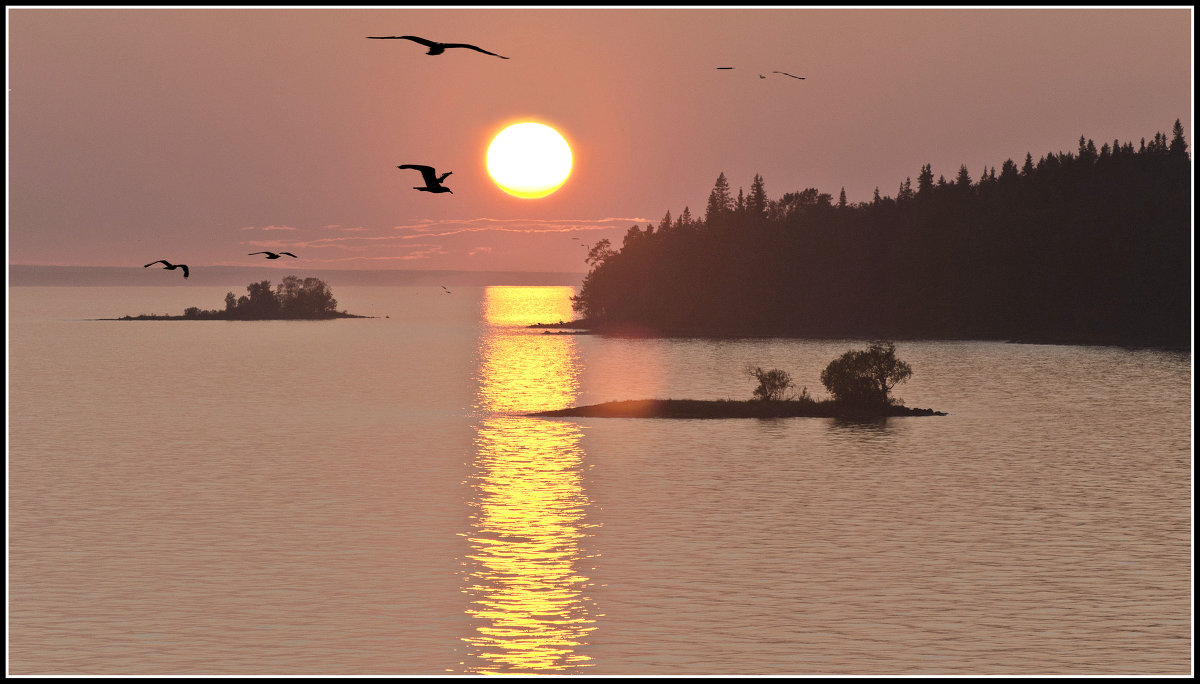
[487,122,573,199]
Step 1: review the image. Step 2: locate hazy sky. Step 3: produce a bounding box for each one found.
[7,6,1193,273]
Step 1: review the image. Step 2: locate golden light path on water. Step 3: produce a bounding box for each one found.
[459,287,599,674]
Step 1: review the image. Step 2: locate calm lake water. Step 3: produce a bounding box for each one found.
[8,285,1192,675]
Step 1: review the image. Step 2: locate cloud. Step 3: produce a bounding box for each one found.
[388,216,650,239]
[468,246,493,256]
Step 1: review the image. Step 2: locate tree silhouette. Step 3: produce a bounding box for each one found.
[820,341,912,406]
[748,366,795,401]
[567,123,1190,348]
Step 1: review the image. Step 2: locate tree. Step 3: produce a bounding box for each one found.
[657,209,672,234]
[917,163,934,195]
[748,366,794,401]
[955,164,972,189]
[747,173,768,218]
[704,172,733,224]
[838,186,848,208]
[677,206,693,230]
[820,341,913,406]
[584,238,615,267]
[1169,119,1188,158]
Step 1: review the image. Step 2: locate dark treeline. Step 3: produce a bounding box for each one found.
[571,121,1191,348]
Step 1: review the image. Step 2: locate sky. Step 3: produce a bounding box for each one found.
[7,6,1194,274]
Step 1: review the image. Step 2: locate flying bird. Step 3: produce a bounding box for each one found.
[441,285,452,294]
[366,35,509,59]
[716,67,734,70]
[398,164,453,194]
[248,251,297,259]
[144,260,189,278]
[772,70,806,80]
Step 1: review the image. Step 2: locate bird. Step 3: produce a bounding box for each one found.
[772,70,806,80]
[441,285,452,294]
[248,251,297,259]
[144,260,189,278]
[716,66,734,70]
[398,164,453,193]
[759,73,767,79]
[366,35,509,59]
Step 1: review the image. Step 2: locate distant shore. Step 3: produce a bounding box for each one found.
[531,399,946,419]
[104,312,374,321]
[529,319,1188,352]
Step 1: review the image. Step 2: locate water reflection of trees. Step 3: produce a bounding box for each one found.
[460,287,598,674]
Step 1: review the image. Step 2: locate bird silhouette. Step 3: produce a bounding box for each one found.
[398,164,453,193]
[718,67,806,80]
[248,251,297,259]
[366,35,509,59]
[144,260,189,278]
[441,285,452,294]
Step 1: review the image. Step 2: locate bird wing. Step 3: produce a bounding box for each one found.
[368,35,438,48]
[398,164,438,185]
[179,265,189,278]
[443,42,508,58]
[437,171,453,183]
[144,260,169,268]
[279,252,297,257]
[772,71,806,79]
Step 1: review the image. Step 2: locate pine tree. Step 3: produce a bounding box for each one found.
[704,172,734,223]
[1169,119,1188,158]
[917,163,934,195]
[838,187,848,208]
[678,206,693,230]
[747,174,768,218]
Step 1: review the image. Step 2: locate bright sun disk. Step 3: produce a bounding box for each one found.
[487,122,572,199]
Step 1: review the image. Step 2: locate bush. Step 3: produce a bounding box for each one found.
[820,341,913,406]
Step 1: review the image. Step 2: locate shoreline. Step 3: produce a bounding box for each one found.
[528,320,1188,352]
[531,399,947,419]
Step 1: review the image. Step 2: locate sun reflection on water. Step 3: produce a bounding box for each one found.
[459,286,598,674]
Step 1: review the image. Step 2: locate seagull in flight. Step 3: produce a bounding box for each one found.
[248,251,297,259]
[441,285,452,294]
[366,35,509,59]
[144,260,189,278]
[398,164,453,194]
[772,70,806,80]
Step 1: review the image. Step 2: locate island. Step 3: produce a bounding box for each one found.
[532,342,947,419]
[531,398,945,419]
[112,276,373,320]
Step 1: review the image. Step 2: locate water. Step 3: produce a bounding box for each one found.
[8,285,1192,675]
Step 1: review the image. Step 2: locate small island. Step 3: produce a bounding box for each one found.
[113,276,372,320]
[532,399,945,419]
[531,341,947,419]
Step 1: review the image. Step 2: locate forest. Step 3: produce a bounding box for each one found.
[570,121,1191,349]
